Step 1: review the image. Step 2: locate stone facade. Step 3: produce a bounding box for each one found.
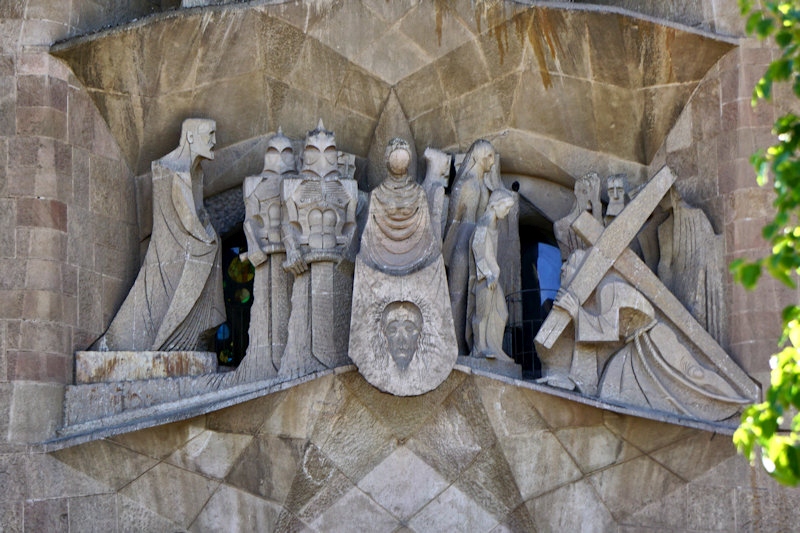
[2,0,800,530]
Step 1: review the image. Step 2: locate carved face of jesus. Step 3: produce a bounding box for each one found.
[381,301,423,370]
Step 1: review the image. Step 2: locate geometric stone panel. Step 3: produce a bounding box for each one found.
[357,447,449,521]
[53,3,734,182]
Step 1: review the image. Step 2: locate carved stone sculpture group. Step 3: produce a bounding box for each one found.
[85,117,758,422]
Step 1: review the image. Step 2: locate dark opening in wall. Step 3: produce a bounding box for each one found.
[215,229,254,367]
[506,194,562,379]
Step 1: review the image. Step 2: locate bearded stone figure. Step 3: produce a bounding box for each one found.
[349,138,458,396]
[93,118,225,352]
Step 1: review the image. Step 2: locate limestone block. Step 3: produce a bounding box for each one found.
[527,480,615,533]
[587,455,684,521]
[284,443,354,524]
[23,499,68,532]
[190,485,281,533]
[554,425,641,474]
[357,447,449,521]
[166,429,252,479]
[225,435,305,504]
[67,494,116,533]
[109,417,205,459]
[7,381,64,443]
[52,439,157,491]
[24,452,108,500]
[117,493,184,532]
[119,462,219,527]
[75,351,217,383]
[310,486,400,533]
[407,484,498,532]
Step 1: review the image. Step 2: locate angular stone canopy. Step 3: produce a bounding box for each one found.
[52,1,734,184]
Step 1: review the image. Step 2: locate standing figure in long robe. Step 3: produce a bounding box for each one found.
[93,119,225,352]
[468,189,516,361]
[442,139,498,354]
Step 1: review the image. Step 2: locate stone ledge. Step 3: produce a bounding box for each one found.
[455,359,745,435]
[43,366,354,452]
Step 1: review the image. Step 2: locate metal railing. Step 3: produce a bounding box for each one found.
[504,288,558,379]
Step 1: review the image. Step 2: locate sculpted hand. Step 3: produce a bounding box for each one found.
[283,248,307,275]
[554,288,579,318]
[487,274,498,291]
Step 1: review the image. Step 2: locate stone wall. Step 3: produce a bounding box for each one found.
[0,0,145,445]
[1,0,800,530]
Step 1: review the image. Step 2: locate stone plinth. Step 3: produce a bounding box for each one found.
[75,351,218,384]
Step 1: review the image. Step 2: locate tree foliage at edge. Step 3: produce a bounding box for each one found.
[732,0,800,486]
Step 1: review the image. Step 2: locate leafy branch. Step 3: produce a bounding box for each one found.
[732,0,800,486]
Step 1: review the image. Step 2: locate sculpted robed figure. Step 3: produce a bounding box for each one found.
[93,118,225,352]
[350,138,458,396]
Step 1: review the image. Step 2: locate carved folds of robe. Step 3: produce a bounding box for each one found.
[359,179,438,274]
[577,277,749,421]
[94,161,225,351]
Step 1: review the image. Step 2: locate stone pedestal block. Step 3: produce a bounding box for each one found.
[75,351,217,383]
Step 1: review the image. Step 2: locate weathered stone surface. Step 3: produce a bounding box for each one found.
[455,444,525,520]
[190,485,282,532]
[24,498,68,532]
[472,375,549,438]
[225,434,305,504]
[109,417,205,459]
[408,484,498,532]
[315,393,397,482]
[338,371,466,440]
[119,462,219,527]
[117,493,184,533]
[527,480,615,533]
[52,439,157,490]
[7,381,64,443]
[648,431,736,482]
[259,374,333,439]
[283,443,354,524]
[554,425,641,474]
[166,429,252,479]
[68,494,117,533]
[357,447,448,521]
[500,430,583,501]
[75,351,217,383]
[52,5,733,180]
[310,486,400,533]
[587,455,684,521]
